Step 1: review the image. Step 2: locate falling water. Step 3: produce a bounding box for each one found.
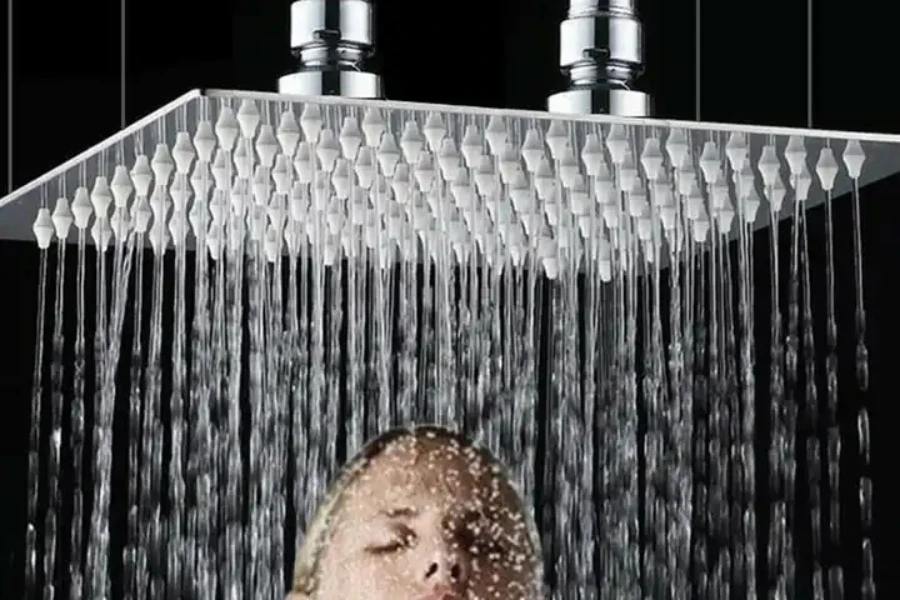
[167,141,190,598]
[847,146,876,600]
[814,144,844,600]
[44,198,68,600]
[800,197,824,598]
[144,194,168,600]
[70,204,90,600]
[125,222,146,600]
[25,200,49,600]
[96,170,137,600]
[762,141,792,599]
[86,218,107,597]
[15,98,885,600]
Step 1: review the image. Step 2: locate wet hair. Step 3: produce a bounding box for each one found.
[290,425,543,596]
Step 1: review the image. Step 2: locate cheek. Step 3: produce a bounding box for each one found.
[317,551,421,600]
[316,558,384,600]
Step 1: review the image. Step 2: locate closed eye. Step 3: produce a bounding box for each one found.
[368,539,405,554]
[366,524,417,555]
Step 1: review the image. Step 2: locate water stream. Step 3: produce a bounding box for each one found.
[17,106,882,600]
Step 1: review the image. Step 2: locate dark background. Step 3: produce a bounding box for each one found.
[1,0,899,597]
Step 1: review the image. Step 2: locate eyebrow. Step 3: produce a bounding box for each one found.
[380,507,418,519]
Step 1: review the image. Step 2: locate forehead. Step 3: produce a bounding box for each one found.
[340,435,517,515]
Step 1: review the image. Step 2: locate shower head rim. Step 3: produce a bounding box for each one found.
[2,87,898,215]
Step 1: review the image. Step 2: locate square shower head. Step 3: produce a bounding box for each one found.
[0,88,895,275]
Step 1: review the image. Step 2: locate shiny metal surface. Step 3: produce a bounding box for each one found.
[549,0,652,116]
[280,0,382,99]
[290,0,374,49]
[559,14,642,75]
[2,87,894,242]
[547,87,652,117]
[278,71,382,98]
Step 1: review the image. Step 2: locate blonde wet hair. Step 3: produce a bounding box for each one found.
[290,425,544,596]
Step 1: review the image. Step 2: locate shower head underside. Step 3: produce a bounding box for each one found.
[0,89,894,279]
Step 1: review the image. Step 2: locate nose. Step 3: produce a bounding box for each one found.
[423,551,468,590]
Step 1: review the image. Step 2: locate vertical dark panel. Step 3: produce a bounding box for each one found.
[232,0,289,93]
[128,0,237,118]
[380,0,506,107]
[501,0,563,111]
[703,0,808,126]
[816,0,900,132]
[642,0,697,119]
[12,0,121,185]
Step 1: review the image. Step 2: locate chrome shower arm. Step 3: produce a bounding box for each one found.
[548,0,652,117]
[279,0,383,99]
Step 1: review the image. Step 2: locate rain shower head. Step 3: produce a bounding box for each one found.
[278,0,382,99]
[548,0,652,116]
[0,89,895,280]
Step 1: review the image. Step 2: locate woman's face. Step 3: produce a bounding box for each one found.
[296,433,541,600]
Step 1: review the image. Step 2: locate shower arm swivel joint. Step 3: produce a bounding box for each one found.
[548,0,652,117]
[279,0,383,99]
